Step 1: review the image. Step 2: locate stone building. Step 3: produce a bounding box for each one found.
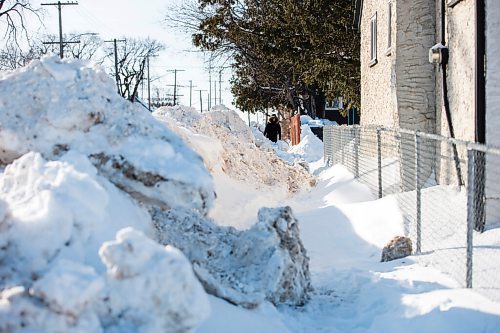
[354,0,500,228]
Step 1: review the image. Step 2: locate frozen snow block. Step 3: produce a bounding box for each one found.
[152,206,312,308]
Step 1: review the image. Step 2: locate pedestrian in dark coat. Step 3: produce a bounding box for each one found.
[264,114,281,143]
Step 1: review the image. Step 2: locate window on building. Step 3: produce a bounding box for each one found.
[370,13,378,66]
[387,1,392,54]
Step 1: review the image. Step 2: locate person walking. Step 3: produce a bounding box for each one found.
[264,114,281,143]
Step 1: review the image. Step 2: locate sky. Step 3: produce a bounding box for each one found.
[1,56,500,332]
[39,0,234,111]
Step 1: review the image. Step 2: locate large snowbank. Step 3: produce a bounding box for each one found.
[154,106,315,195]
[0,56,214,214]
[0,57,214,332]
[0,57,316,332]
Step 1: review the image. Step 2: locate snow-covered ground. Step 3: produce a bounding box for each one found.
[0,57,499,332]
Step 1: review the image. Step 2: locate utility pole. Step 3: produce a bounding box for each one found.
[219,69,223,105]
[41,1,79,59]
[195,89,207,113]
[104,38,126,95]
[146,54,159,110]
[147,56,151,109]
[189,80,196,108]
[165,69,185,106]
[208,62,212,111]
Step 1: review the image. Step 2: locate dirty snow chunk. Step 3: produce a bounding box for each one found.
[98,228,210,333]
[0,151,153,280]
[0,286,102,333]
[0,56,214,214]
[152,206,312,308]
[30,260,104,317]
[381,236,413,262]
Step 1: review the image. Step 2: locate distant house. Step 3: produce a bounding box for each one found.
[324,97,359,125]
[354,0,500,228]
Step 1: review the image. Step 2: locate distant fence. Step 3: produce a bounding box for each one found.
[324,125,500,301]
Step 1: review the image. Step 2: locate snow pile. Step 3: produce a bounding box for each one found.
[97,228,210,333]
[0,57,213,332]
[0,229,209,333]
[154,106,315,194]
[152,206,312,309]
[288,125,324,163]
[0,152,152,279]
[0,56,214,214]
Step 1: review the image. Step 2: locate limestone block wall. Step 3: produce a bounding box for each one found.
[394,0,436,133]
[394,0,436,190]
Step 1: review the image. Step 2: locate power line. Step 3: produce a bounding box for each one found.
[41,1,79,59]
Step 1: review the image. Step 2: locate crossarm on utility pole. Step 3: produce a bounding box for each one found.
[41,1,79,59]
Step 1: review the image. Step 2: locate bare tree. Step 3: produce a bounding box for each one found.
[102,38,164,101]
[0,32,102,70]
[42,32,102,59]
[66,33,101,59]
[0,0,44,48]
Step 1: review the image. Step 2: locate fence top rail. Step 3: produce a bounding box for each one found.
[323,124,500,156]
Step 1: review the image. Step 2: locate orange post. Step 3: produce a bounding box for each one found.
[290,114,301,145]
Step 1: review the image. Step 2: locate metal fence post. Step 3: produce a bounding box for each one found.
[466,148,475,288]
[354,127,359,178]
[415,132,422,254]
[323,127,330,166]
[340,127,345,166]
[377,127,383,199]
[474,150,486,232]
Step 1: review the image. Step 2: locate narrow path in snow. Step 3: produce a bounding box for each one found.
[274,164,500,333]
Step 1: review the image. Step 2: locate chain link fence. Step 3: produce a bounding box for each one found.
[324,125,500,301]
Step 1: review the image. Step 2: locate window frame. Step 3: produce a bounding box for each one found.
[369,12,378,66]
[386,1,392,55]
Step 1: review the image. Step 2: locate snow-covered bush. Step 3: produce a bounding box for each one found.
[152,206,312,308]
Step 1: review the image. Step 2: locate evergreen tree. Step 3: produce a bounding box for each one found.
[192,0,359,117]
